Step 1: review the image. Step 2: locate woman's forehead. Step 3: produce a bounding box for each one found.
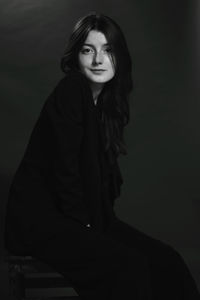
[84,30,109,45]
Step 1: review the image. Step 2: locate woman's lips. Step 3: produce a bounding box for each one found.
[90,69,106,74]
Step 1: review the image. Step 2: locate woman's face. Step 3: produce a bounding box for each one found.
[78,30,116,85]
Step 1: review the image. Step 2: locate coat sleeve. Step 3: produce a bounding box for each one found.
[45,73,90,226]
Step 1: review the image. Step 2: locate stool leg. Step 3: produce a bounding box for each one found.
[8,264,25,300]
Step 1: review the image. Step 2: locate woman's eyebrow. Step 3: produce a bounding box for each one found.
[83,43,110,47]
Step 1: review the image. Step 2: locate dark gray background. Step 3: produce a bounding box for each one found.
[0,0,200,297]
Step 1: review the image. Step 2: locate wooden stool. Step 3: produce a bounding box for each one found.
[5,255,80,300]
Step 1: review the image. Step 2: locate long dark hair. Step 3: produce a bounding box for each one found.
[61,12,133,158]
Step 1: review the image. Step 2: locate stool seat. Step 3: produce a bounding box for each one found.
[5,254,80,299]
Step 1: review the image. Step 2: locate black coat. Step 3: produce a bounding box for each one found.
[4,69,123,255]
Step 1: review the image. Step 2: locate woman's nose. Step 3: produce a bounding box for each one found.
[93,51,103,64]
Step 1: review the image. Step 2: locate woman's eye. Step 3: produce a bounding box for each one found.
[104,47,112,53]
[81,48,93,54]
[81,47,112,54]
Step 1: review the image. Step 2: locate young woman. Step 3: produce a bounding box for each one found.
[4,12,200,300]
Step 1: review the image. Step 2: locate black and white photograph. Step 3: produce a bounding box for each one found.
[0,1,200,299]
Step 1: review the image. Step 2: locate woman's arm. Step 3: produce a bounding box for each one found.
[45,72,91,226]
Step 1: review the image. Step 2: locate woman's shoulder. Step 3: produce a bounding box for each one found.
[42,70,92,121]
[55,69,91,95]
